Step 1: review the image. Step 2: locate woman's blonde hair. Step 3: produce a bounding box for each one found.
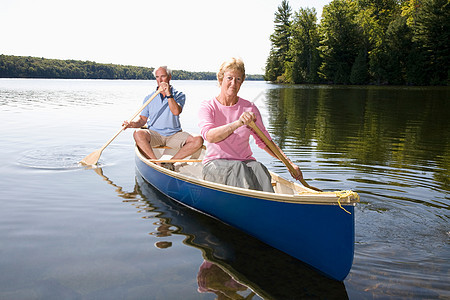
[217,57,246,84]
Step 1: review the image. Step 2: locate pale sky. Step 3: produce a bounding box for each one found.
[1,0,329,74]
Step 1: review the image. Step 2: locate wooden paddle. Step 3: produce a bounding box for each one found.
[80,89,162,165]
[248,121,322,192]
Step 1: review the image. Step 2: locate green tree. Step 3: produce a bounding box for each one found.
[264,0,448,85]
[319,0,363,84]
[356,0,400,84]
[382,15,426,85]
[350,50,369,84]
[413,0,450,85]
[265,0,292,82]
[284,7,321,83]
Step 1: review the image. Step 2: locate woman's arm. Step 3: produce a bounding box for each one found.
[205,119,243,143]
[204,111,255,143]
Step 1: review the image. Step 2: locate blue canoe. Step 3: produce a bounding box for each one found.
[135,146,359,281]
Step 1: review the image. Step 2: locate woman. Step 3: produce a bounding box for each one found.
[198,58,303,192]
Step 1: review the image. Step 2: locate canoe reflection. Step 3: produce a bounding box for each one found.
[93,168,349,299]
[135,174,349,299]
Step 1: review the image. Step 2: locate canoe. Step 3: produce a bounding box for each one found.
[135,146,359,281]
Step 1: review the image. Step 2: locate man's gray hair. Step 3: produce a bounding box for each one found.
[153,66,172,77]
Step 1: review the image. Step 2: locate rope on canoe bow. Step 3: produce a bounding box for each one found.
[335,190,359,214]
[296,190,358,214]
[337,199,351,214]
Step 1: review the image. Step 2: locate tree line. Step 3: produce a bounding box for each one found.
[265,0,449,85]
[0,55,263,81]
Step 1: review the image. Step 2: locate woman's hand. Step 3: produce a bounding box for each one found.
[238,111,256,125]
[289,163,304,181]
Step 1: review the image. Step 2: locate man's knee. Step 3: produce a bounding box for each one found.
[187,135,203,148]
[193,135,204,148]
[133,129,150,142]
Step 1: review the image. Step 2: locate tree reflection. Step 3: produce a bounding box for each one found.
[264,86,450,190]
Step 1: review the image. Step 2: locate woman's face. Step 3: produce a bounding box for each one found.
[220,69,244,98]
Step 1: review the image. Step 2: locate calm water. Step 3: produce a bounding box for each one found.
[0,79,448,299]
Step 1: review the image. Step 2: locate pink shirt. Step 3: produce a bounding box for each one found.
[198,97,272,164]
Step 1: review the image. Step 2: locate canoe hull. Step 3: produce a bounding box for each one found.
[136,154,355,281]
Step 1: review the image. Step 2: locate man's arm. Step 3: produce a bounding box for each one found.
[167,97,182,116]
[123,115,148,129]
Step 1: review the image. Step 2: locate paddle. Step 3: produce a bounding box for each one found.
[248,121,322,192]
[80,89,162,166]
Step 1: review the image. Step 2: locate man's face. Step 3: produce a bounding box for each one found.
[155,68,171,86]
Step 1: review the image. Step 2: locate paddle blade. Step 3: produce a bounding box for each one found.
[80,149,102,165]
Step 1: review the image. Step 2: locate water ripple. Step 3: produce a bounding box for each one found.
[17,148,88,171]
[15,146,125,170]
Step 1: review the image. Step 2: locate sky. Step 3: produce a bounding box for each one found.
[1,0,330,75]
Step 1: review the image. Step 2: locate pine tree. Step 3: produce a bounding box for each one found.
[265,0,292,82]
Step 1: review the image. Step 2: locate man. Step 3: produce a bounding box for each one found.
[123,66,203,166]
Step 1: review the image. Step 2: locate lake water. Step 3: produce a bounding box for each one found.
[0,79,448,299]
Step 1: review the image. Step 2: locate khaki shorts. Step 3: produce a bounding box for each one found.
[147,129,191,149]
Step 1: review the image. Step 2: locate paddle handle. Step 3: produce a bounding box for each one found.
[99,89,162,152]
[128,89,162,123]
[248,121,322,192]
[248,122,295,173]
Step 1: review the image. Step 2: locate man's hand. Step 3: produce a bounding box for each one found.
[158,82,170,95]
[122,120,132,129]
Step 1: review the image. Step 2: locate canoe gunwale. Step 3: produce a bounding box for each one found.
[135,147,359,206]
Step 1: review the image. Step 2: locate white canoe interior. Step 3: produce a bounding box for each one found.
[136,146,360,206]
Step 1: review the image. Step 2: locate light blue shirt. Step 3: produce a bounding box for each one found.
[140,86,186,136]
